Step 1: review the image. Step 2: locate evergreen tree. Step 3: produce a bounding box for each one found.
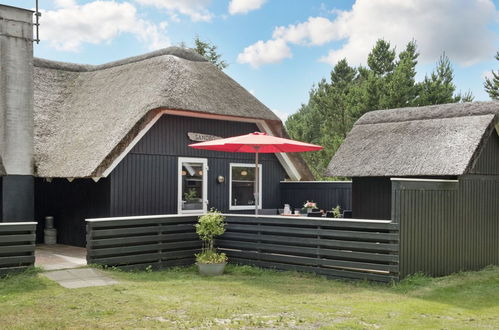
[179,36,228,70]
[484,51,499,100]
[381,41,419,108]
[415,53,458,106]
[367,39,396,76]
[286,40,471,179]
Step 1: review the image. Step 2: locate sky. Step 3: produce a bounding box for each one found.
[5,0,499,122]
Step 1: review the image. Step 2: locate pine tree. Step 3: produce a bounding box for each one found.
[415,53,458,106]
[286,40,471,179]
[381,41,419,108]
[484,51,499,100]
[179,36,228,70]
[367,39,396,76]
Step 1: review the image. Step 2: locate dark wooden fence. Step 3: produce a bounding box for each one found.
[86,215,200,270]
[219,215,399,282]
[0,222,37,276]
[87,214,399,282]
[392,176,499,277]
[280,181,352,212]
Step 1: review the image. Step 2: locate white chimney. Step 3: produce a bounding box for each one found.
[0,5,35,221]
[0,5,34,175]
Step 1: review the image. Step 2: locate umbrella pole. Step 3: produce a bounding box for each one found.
[254,148,259,216]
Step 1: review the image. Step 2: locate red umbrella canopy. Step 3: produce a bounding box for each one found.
[189,132,322,153]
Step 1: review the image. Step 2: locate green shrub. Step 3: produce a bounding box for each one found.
[332,205,342,218]
[195,209,227,264]
[195,250,228,264]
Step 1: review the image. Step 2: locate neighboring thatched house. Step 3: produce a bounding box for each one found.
[327,101,499,219]
[30,47,313,246]
[327,102,499,276]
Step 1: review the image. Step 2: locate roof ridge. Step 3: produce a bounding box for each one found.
[33,46,207,72]
[356,112,497,126]
[356,101,499,126]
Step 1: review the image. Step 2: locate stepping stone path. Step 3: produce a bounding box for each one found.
[42,268,118,289]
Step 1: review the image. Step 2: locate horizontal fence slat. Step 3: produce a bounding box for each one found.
[230,258,396,283]
[0,244,35,255]
[89,226,161,238]
[0,224,36,232]
[218,236,397,253]
[91,252,162,266]
[88,235,163,248]
[0,234,36,244]
[222,231,397,247]
[225,216,398,230]
[87,243,162,258]
[225,250,398,273]
[162,249,200,260]
[225,224,397,242]
[160,241,201,251]
[87,216,197,228]
[0,255,35,266]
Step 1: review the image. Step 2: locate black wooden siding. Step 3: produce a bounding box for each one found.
[35,178,110,247]
[352,177,391,220]
[280,181,352,212]
[392,175,499,277]
[470,129,499,175]
[109,115,287,216]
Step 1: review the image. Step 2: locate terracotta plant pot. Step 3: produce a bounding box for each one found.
[197,262,226,276]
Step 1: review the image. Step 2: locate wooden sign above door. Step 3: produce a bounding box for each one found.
[187,132,222,142]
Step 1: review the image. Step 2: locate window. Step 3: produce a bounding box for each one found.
[229,163,262,210]
[178,157,207,214]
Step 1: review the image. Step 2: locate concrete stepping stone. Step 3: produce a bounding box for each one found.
[42,268,118,289]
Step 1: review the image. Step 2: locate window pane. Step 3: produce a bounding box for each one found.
[231,166,256,207]
[181,162,203,211]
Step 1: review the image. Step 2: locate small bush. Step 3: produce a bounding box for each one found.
[195,209,227,264]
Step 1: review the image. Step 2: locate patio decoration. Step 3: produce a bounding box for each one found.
[331,205,342,218]
[189,132,322,214]
[303,200,317,213]
[195,209,228,276]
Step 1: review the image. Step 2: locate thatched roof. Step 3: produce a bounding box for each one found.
[33,47,313,179]
[326,102,499,177]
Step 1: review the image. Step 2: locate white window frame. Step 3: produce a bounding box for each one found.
[178,157,208,214]
[229,163,262,211]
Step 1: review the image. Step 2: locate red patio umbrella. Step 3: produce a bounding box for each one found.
[189,132,322,215]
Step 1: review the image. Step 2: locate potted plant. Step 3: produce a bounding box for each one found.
[331,205,342,218]
[303,200,318,213]
[195,209,228,276]
[183,188,202,210]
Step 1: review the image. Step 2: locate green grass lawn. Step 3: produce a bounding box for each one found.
[1,265,499,329]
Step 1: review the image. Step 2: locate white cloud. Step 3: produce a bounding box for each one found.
[135,0,213,22]
[237,39,291,68]
[272,16,342,46]
[319,0,498,67]
[40,1,170,52]
[53,0,77,8]
[228,0,266,15]
[238,0,498,68]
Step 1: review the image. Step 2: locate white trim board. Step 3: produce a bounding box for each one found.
[101,109,301,181]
